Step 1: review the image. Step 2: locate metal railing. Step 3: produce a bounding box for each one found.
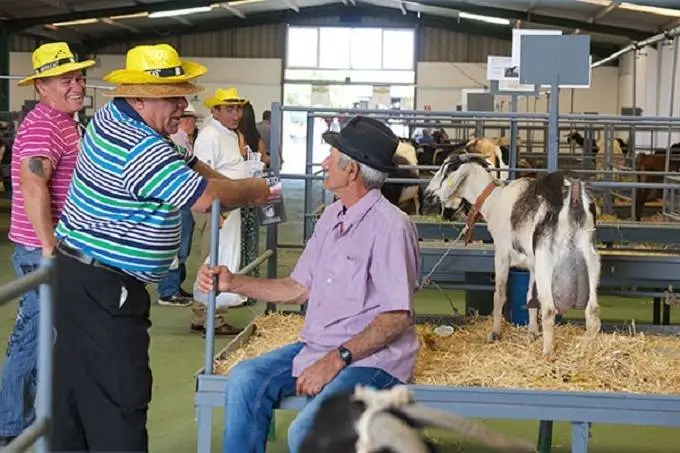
[0,257,55,453]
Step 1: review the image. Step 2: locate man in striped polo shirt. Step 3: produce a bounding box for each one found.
[51,44,271,451]
[0,42,95,447]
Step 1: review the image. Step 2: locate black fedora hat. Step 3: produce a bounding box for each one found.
[322,116,399,173]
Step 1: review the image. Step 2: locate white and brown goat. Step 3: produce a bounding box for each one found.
[424,153,602,355]
[300,385,535,453]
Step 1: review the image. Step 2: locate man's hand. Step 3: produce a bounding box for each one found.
[296,351,345,397]
[42,243,55,258]
[250,178,271,206]
[197,265,233,293]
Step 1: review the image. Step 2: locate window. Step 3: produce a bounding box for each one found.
[319,27,351,69]
[382,29,415,70]
[350,28,383,70]
[287,27,318,68]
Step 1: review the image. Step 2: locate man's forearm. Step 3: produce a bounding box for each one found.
[229,275,308,305]
[193,160,228,180]
[342,312,413,363]
[203,178,261,209]
[22,184,55,250]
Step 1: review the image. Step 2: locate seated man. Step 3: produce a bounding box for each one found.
[197,115,422,453]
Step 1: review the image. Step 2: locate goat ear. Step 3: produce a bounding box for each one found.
[398,405,536,452]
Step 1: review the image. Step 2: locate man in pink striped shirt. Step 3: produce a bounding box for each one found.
[0,42,94,446]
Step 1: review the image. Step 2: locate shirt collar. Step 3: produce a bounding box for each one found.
[36,102,76,121]
[336,189,382,233]
[113,97,145,124]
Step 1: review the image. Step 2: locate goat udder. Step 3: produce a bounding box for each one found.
[551,250,589,314]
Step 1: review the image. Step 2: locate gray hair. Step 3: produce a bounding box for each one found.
[337,152,388,190]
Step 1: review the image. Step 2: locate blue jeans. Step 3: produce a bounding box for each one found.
[223,342,402,453]
[158,208,195,298]
[0,245,42,437]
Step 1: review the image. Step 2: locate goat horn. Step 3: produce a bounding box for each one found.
[360,411,430,453]
[399,404,536,452]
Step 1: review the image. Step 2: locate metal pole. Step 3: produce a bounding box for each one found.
[202,198,221,375]
[35,256,54,453]
[509,95,518,180]
[663,38,679,213]
[303,114,315,242]
[266,102,282,282]
[547,75,560,171]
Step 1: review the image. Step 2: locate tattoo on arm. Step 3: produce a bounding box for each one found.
[28,157,46,178]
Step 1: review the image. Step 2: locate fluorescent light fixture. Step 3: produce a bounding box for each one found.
[109,12,149,20]
[148,6,213,18]
[459,12,510,25]
[619,3,680,18]
[52,18,99,27]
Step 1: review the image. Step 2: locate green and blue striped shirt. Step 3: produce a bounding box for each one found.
[55,98,207,283]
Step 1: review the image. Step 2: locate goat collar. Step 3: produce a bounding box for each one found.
[464,181,499,245]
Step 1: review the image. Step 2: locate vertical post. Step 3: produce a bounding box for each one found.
[266,102,282,284]
[0,24,9,123]
[509,95,518,180]
[202,198,221,375]
[663,38,679,213]
[302,113,315,242]
[547,75,560,171]
[35,257,55,453]
[537,421,554,453]
[630,49,639,220]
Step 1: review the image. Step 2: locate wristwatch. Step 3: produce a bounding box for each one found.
[338,346,352,367]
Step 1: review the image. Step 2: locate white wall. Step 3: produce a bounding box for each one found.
[415,61,621,115]
[618,44,680,150]
[8,52,282,122]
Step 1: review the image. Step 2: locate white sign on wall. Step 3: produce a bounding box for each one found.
[486,56,517,81]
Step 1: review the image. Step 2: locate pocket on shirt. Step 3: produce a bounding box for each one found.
[322,255,374,327]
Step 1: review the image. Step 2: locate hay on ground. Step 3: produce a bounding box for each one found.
[215,313,680,396]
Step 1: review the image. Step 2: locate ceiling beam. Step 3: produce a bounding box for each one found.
[589,0,621,23]
[398,0,650,40]
[83,3,621,59]
[4,0,649,40]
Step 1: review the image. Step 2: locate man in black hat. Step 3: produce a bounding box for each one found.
[197,115,422,453]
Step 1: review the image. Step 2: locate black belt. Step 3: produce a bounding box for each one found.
[56,242,130,279]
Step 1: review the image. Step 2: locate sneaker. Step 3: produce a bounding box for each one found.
[178,288,193,298]
[158,294,192,307]
[0,436,16,447]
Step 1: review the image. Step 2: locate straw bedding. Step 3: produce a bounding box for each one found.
[214,313,680,395]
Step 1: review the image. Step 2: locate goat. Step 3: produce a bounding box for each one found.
[565,131,626,177]
[634,143,680,220]
[382,152,423,216]
[424,153,601,355]
[300,385,536,453]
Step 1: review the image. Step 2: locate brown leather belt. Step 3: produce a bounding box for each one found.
[56,241,130,279]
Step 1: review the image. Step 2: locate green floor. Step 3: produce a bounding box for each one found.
[0,190,679,451]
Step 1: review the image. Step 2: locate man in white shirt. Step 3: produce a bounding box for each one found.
[158,103,204,307]
[191,88,248,335]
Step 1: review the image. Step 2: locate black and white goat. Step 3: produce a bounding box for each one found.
[424,153,601,355]
[300,385,536,453]
[382,140,423,215]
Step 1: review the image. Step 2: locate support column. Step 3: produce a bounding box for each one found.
[0,24,10,120]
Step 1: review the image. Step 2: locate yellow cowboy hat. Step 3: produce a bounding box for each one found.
[17,42,96,87]
[103,43,207,98]
[203,87,248,109]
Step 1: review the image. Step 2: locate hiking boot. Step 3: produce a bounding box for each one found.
[158,294,192,307]
[178,288,193,298]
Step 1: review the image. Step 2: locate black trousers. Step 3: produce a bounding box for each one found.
[52,251,152,452]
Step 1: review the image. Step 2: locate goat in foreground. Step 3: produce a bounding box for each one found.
[424,153,601,355]
[300,385,536,453]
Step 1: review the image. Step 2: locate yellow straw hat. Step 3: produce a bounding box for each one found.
[17,42,96,87]
[203,87,248,109]
[103,43,207,98]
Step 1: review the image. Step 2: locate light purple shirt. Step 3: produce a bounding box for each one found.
[290,189,421,383]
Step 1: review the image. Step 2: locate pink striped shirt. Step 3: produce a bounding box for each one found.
[9,103,81,248]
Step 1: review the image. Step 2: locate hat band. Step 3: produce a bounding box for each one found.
[34,57,76,75]
[145,65,185,78]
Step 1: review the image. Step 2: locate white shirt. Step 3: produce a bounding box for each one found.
[193,116,245,180]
